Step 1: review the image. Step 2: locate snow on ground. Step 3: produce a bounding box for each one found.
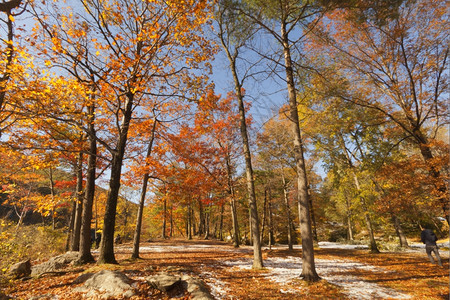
[115,242,449,299]
[117,244,251,253]
[317,241,369,250]
[223,256,411,300]
[197,266,232,299]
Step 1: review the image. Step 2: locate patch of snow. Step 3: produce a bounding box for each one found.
[317,241,369,250]
[199,270,231,300]
[117,244,251,254]
[222,256,411,300]
[409,242,450,249]
[260,242,369,251]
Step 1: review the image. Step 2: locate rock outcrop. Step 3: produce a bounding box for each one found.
[147,272,213,300]
[73,270,135,299]
[7,259,31,279]
[31,252,80,277]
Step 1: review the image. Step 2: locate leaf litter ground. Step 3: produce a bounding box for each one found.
[3,239,449,299]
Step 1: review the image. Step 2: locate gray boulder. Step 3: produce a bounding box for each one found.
[182,275,214,300]
[74,270,135,299]
[147,272,213,300]
[7,259,31,279]
[31,251,79,277]
[147,272,181,292]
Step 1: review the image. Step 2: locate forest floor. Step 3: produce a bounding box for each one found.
[2,238,449,300]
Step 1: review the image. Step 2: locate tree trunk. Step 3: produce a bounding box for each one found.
[131,172,149,259]
[268,189,274,248]
[413,129,449,224]
[352,173,379,253]
[309,193,318,244]
[371,178,407,248]
[198,199,204,236]
[98,94,134,264]
[49,166,55,230]
[282,24,319,281]
[71,152,84,251]
[345,194,354,241]
[218,12,260,264]
[0,0,21,137]
[219,203,224,241]
[260,189,267,245]
[79,104,97,264]
[204,208,210,239]
[170,203,173,237]
[94,195,99,248]
[282,174,293,250]
[162,198,167,239]
[66,198,76,251]
[187,202,192,240]
[392,214,409,248]
[227,53,262,268]
[340,133,379,253]
[225,152,240,247]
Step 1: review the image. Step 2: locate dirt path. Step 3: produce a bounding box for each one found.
[3,239,449,299]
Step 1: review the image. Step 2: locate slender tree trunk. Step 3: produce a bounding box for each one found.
[67,155,83,251]
[219,203,224,241]
[352,173,379,253]
[170,203,173,238]
[282,174,293,250]
[66,198,76,251]
[0,0,21,138]
[198,199,204,236]
[225,152,240,247]
[71,152,84,251]
[193,206,197,236]
[230,198,240,246]
[340,133,379,253]
[352,173,378,252]
[371,178,407,248]
[226,53,262,268]
[268,188,274,248]
[345,194,354,241]
[94,195,98,248]
[79,103,97,264]
[98,94,134,264]
[204,208,210,239]
[49,166,56,230]
[361,196,379,253]
[188,202,192,240]
[162,198,167,239]
[131,173,150,259]
[413,128,449,224]
[309,194,318,244]
[260,189,267,245]
[15,204,27,230]
[282,24,318,281]
[392,215,409,248]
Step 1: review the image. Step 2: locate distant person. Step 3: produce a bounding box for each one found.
[115,234,122,244]
[420,228,442,267]
[95,232,101,249]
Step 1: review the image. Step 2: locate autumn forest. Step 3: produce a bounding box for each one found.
[0,0,448,299]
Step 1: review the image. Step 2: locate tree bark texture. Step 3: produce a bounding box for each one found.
[98,95,134,264]
[78,104,97,264]
[225,49,262,268]
[392,215,409,248]
[225,153,240,247]
[282,24,319,281]
[282,174,293,250]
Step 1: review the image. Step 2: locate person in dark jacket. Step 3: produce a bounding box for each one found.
[421,228,442,266]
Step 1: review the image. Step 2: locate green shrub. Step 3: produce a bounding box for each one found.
[0,220,66,274]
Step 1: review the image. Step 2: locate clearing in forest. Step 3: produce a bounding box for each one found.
[3,239,449,299]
